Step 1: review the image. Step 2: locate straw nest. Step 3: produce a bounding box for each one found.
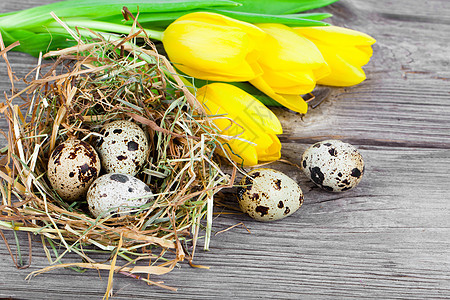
[0,29,236,291]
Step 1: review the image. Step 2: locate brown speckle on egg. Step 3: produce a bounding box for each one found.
[110,173,129,183]
[127,141,139,151]
[255,205,269,217]
[273,179,282,190]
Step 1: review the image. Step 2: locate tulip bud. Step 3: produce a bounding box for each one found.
[293,25,376,86]
[197,83,282,166]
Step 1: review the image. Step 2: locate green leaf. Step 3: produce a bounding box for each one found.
[106,9,331,27]
[0,0,239,30]
[1,29,76,57]
[229,0,340,14]
[290,13,333,21]
[0,11,17,18]
[44,19,164,40]
[228,82,283,107]
[96,10,191,25]
[210,9,331,26]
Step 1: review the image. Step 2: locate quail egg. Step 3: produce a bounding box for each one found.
[301,139,364,192]
[96,120,149,176]
[47,139,100,201]
[237,168,304,222]
[87,173,154,218]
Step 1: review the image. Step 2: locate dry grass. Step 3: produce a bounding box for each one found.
[0,25,236,294]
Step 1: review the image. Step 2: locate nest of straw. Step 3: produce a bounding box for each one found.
[0,29,235,290]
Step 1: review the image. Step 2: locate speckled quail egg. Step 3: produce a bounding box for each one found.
[237,168,304,222]
[86,173,154,218]
[301,139,364,192]
[48,139,100,202]
[96,120,149,176]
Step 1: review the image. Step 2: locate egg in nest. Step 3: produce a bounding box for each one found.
[87,173,154,218]
[96,120,149,176]
[47,139,100,201]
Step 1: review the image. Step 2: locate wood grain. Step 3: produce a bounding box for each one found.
[1,0,450,299]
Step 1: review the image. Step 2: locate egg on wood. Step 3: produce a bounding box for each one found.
[237,168,304,222]
[96,120,149,176]
[86,173,154,218]
[301,139,364,192]
[47,139,100,202]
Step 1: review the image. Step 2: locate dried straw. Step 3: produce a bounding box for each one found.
[0,21,236,293]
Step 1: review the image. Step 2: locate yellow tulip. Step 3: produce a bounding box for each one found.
[250,23,330,114]
[162,12,265,82]
[196,83,282,166]
[293,25,376,86]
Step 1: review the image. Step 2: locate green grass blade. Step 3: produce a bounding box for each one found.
[13,229,24,267]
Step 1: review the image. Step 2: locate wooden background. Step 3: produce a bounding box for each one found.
[1,0,449,298]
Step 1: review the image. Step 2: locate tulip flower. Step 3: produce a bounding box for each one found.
[162,12,266,82]
[293,25,376,86]
[249,23,330,114]
[196,83,282,166]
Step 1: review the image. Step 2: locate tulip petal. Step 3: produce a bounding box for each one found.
[293,25,375,87]
[175,12,266,40]
[259,69,316,95]
[256,23,329,78]
[162,12,266,82]
[316,53,366,86]
[257,134,281,161]
[197,83,283,135]
[164,22,254,77]
[175,59,262,82]
[201,96,271,148]
[217,137,259,166]
[250,76,308,114]
[197,83,281,164]
[333,46,372,67]
[294,25,376,46]
[197,83,283,166]
[357,45,374,57]
[250,23,329,99]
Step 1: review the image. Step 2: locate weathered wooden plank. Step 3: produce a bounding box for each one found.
[1,0,450,299]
